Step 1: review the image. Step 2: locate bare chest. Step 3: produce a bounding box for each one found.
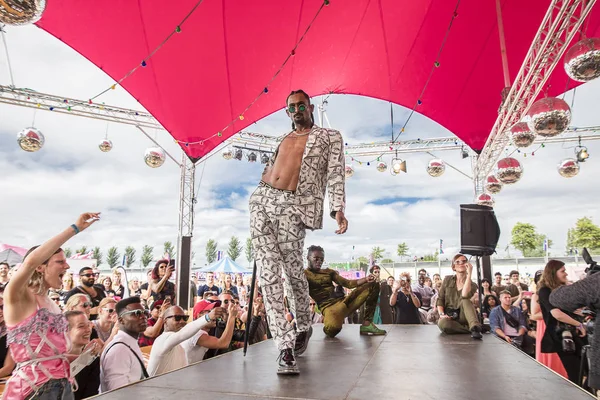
[278,135,309,160]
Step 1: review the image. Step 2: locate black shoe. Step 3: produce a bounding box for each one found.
[471,325,483,340]
[294,326,313,356]
[277,348,299,375]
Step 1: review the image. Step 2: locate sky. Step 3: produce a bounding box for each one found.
[1,24,600,269]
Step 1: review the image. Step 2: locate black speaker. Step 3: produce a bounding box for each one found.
[460,204,500,256]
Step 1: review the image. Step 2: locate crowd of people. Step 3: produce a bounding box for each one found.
[0,213,596,398]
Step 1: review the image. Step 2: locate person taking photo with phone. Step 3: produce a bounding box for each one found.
[149,260,176,304]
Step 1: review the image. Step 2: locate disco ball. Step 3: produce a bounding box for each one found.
[564,37,600,82]
[426,159,445,177]
[247,152,257,162]
[496,157,523,184]
[144,147,166,168]
[233,149,243,161]
[0,0,46,25]
[477,193,494,207]
[485,175,503,194]
[510,122,536,148]
[345,165,354,178]
[17,127,44,152]
[376,161,387,172]
[98,139,113,153]
[557,158,580,178]
[222,149,233,160]
[260,153,270,164]
[527,97,571,137]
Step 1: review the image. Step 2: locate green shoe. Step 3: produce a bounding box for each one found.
[360,323,387,336]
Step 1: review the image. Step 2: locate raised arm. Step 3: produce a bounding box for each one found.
[326,130,346,219]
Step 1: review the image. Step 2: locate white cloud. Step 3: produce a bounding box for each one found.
[1,24,599,272]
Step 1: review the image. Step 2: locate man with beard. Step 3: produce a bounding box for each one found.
[65,267,106,320]
[412,270,435,323]
[0,262,9,289]
[249,90,347,375]
[304,246,385,338]
[100,297,149,392]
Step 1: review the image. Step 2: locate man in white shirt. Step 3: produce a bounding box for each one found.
[100,297,149,392]
[147,304,224,376]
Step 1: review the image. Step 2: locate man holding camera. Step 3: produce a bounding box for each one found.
[550,270,600,393]
[489,290,534,355]
[390,273,421,324]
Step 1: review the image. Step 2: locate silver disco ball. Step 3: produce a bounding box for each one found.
[527,97,571,137]
[376,161,387,172]
[144,147,166,168]
[345,165,354,178]
[485,175,503,194]
[426,159,445,177]
[17,127,45,152]
[247,152,257,162]
[260,153,270,164]
[222,149,233,160]
[98,139,113,152]
[557,158,580,178]
[0,0,46,25]
[510,122,536,148]
[564,37,600,82]
[497,157,523,184]
[477,193,494,207]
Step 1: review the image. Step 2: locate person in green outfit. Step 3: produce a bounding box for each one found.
[436,253,482,339]
[304,246,386,337]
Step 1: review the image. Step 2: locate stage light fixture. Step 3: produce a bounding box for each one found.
[260,153,270,164]
[576,147,589,162]
[390,158,407,175]
[247,151,257,162]
[461,147,469,159]
[233,149,243,161]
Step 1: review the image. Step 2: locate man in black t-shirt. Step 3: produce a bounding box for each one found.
[197,272,221,297]
[64,267,106,320]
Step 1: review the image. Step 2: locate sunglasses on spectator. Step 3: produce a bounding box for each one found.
[309,303,316,306]
[454,259,468,264]
[79,302,93,308]
[120,309,150,318]
[287,104,307,113]
[166,315,189,322]
[103,308,116,313]
[80,274,95,278]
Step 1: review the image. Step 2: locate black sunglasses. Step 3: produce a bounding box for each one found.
[166,315,189,322]
[80,302,93,308]
[80,273,95,278]
[287,104,307,113]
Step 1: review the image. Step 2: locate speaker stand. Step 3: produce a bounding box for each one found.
[475,256,484,323]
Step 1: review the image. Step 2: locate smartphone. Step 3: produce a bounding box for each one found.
[213,300,222,308]
[165,295,172,303]
[168,259,175,268]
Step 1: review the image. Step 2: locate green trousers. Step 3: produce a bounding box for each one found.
[322,281,379,338]
[437,298,480,334]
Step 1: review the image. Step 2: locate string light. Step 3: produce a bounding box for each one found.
[176,26,182,33]
[141,60,147,67]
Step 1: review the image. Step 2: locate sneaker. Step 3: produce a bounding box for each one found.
[294,326,313,356]
[277,348,299,375]
[471,325,483,340]
[360,323,387,336]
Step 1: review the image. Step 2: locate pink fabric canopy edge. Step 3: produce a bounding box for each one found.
[36,1,600,159]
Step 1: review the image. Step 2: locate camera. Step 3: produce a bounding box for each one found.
[582,248,600,277]
[445,308,460,320]
[562,330,576,354]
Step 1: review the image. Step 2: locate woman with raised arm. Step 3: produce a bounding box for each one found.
[4,212,100,399]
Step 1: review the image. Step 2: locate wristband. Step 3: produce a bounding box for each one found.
[205,314,211,322]
[70,224,80,234]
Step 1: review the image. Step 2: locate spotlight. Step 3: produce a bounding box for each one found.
[461,148,469,159]
[390,158,407,175]
[260,153,270,164]
[233,149,243,161]
[576,147,589,162]
[247,151,257,162]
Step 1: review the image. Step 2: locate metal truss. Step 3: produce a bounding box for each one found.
[0,85,163,130]
[178,153,196,237]
[474,0,597,191]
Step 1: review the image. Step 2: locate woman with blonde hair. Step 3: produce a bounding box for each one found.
[65,293,93,319]
[92,297,118,343]
[60,272,75,304]
[111,268,125,298]
[3,212,100,399]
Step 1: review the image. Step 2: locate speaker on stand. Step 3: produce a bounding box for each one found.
[460,204,501,324]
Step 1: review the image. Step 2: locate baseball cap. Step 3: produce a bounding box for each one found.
[193,300,216,320]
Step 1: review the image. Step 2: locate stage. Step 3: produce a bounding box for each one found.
[94,325,594,399]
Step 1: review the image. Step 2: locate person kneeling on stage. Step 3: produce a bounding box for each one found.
[304,246,386,337]
[437,254,482,339]
[489,291,535,355]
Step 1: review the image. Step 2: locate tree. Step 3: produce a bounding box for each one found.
[370,247,385,263]
[245,237,253,265]
[510,222,552,257]
[397,242,409,261]
[163,241,176,259]
[75,246,88,255]
[206,239,218,264]
[141,245,154,268]
[570,217,600,251]
[92,247,103,266]
[63,248,72,258]
[357,256,369,267]
[124,246,136,268]
[106,247,120,269]
[381,258,394,264]
[227,236,243,261]
[422,253,438,261]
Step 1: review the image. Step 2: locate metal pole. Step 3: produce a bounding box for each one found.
[244,260,258,356]
[495,0,511,87]
[176,152,196,308]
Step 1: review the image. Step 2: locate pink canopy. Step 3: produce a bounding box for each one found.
[36,1,600,160]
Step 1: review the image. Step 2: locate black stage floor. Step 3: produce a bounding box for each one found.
[93,325,594,399]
